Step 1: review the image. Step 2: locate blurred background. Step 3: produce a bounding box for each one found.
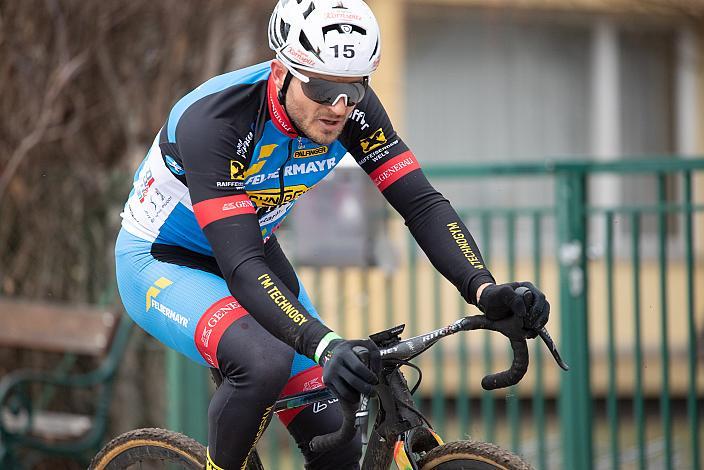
[1,0,703,469]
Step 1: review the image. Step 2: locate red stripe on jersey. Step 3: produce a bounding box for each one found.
[368,151,420,191]
[192,194,256,228]
[277,365,325,427]
[194,296,249,368]
[267,75,298,138]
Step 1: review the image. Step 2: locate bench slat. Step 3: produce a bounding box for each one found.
[1,409,92,441]
[0,299,118,356]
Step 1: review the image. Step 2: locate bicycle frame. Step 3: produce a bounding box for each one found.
[271,314,566,469]
[272,322,464,470]
[273,357,438,470]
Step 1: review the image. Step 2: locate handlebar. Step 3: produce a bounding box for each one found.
[309,398,358,453]
[309,289,569,452]
[458,314,530,390]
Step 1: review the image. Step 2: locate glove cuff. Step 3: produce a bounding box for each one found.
[314,332,343,365]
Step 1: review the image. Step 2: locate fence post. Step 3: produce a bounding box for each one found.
[555,171,593,470]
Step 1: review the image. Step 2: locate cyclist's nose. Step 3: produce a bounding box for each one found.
[329,98,350,116]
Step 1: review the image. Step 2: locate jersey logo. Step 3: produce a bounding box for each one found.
[258,202,294,225]
[294,146,328,159]
[303,377,323,391]
[349,109,370,131]
[145,277,172,311]
[248,184,309,207]
[145,277,189,328]
[312,399,339,414]
[137,170,155,203]
[165,155,185,176]
[369,151,420,191]
[195,297,247,368]
[360,128,387,153]
[230,160,245,180]
[193,194,256,228]
[222,199,254,212]
[245,144,278,177]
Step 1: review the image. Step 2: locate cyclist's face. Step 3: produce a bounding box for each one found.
[273,62,358,145]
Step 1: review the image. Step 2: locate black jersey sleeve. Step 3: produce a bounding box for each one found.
[342,89,496,304]
[176,106,332,360]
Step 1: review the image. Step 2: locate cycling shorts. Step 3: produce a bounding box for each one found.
[115,228,317,377]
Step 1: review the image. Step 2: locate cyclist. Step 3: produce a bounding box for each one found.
[115,1,550,469]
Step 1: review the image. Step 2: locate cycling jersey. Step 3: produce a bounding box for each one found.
[120,59,495,365]
[117,59,497,470]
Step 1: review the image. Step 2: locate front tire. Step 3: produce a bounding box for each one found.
[89,428,205,469]
[418,440,534,470]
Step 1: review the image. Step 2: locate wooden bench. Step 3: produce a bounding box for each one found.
[0,297,133,467]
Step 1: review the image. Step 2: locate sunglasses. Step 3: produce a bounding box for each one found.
[301,75,368,107]
[287,67,368,107]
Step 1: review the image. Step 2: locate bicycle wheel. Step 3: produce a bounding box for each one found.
[90,427,266,470]
[418,440,534,470]
[89,428,205,469]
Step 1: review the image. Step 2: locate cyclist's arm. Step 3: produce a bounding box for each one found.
[261,234,303,297]
[176,116,333,360]
[377,162,495,304]
[344,90,495,305]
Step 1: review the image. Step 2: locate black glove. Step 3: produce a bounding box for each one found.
[477,281,550,338]
[318,339,381,403]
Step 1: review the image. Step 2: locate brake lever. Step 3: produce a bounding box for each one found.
[460,312,569,372]
[514,286,569,371]
[536,326,569,371]
[351,346,372,445]
[356,393,370,445]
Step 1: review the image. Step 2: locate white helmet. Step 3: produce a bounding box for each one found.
[268,0,381,81]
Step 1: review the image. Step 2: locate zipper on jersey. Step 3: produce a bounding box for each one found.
[279,139,294,205]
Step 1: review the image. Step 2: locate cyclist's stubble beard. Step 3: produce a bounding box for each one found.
[284,82,352,146]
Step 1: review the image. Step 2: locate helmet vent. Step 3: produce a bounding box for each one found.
[302,2,315,19]
[299,31,323,61]
[280,21,290,42]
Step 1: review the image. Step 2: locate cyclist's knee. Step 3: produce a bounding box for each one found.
[215,318,294,394]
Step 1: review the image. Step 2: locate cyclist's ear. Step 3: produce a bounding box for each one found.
[271,60,289,90]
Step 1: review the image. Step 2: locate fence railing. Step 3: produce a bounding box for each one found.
[167,158,704,470]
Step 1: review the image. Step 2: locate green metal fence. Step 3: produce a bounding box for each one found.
[168,158,703,469]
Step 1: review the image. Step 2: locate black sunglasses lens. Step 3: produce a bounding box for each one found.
[302,78,367,106]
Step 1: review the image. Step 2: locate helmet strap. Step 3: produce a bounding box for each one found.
[277,71,307,138]
[278,71,294,108]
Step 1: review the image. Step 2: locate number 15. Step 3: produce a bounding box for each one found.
[331,45,355,58]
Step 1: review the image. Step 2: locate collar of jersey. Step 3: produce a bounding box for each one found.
[267,74,298,138]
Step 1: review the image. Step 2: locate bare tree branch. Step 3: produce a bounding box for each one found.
[0,52,88,202]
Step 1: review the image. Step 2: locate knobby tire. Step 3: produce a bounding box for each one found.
[90,427,265,470]
[89,428,205,469]
[418,440,534,470]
